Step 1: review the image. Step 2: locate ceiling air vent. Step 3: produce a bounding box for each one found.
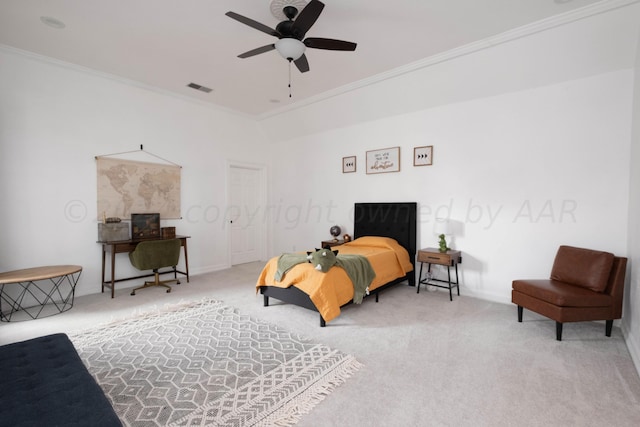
[187,82,212,93]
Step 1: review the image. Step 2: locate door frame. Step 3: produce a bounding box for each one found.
[226,160,268,267]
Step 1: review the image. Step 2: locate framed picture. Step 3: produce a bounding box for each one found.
[131,213,160,240]
[342,156,356,173]
[414,145,433,166]
[366,147,400,174]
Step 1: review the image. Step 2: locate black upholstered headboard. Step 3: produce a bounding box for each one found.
[353,202,417,265]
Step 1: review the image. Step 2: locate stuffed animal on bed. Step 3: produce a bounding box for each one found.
[276,247,374,304]
[307,247,339,272]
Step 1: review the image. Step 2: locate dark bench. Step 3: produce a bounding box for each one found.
[0,333,122,427]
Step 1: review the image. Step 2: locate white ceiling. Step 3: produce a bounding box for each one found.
[0,0,608,117]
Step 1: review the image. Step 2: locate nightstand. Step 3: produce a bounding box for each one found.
[417,247,462,301]
[320,239,345,248]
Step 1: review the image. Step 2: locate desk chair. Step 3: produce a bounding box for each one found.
[129,239,181,295]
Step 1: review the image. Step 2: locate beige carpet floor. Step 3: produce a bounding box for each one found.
[2,262,640,427]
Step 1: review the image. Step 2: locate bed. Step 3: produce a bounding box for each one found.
[256,202,417,326]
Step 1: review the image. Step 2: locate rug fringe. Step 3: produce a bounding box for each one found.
[255,355,364,427]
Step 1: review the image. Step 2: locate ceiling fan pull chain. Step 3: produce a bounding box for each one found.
[288,59,293,98]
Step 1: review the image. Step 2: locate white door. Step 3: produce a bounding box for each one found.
[229,165,263,265]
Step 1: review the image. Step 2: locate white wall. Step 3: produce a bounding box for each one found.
[268,70,632,305]
[0,48,270,297]
[624,24,640,373]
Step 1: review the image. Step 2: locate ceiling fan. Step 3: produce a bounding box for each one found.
[225,0,357,73]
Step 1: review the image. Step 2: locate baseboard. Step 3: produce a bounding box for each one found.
[189,264,229,276]
[622,324,640,377]
[461,288,512,305]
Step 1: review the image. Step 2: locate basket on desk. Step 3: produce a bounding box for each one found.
[161,227,176,239]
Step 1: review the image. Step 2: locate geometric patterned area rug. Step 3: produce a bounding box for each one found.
[70,298,362,427]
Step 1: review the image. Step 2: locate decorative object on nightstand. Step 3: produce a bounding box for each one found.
[438,235,448,253]
[329,225,341,242]
[434,217,450,252]
[343,234,351,242]
[416,247,462,301]
[320,225,343,248]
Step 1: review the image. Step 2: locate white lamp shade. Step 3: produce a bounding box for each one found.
[275,38,306,60]
[434,218,450,235]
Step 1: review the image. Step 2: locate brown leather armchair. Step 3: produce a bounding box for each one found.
[512,245,627,341]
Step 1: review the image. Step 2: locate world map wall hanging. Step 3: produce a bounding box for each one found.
[96,157,181,220]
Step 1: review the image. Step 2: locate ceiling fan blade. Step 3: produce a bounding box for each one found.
[304,38,357,51]
[238,44,276,58]
[225,11,280,37]
[292,0,324,37]
[294,54,310,73]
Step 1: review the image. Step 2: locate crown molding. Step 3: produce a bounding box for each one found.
[0,43,252,120]
[2,0,637,122]
[258,0,640,121]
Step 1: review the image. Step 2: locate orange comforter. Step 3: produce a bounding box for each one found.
[256,236,413,323]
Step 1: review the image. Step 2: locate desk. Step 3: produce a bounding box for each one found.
[0,265,82,321]
[417,248,462,301]
[100,236,190,298]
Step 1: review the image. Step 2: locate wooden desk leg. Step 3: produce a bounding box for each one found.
[110,246,116,298]
[183,238,190,283]
[101,245,106,294]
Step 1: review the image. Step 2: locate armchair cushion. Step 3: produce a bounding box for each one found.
[512,279,612,307]
[549,245,614,293]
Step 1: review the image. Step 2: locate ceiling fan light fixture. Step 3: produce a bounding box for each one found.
[275,38,305,60]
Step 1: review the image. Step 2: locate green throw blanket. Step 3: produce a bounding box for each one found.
[275,253,376,304]
[335,255,376,304]
[275,253,309,281]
